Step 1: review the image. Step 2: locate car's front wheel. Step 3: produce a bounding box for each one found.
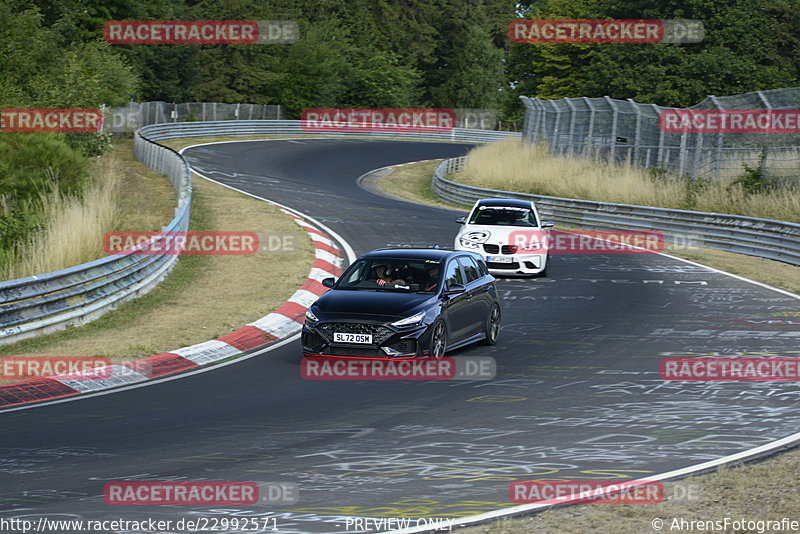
[479,304,501,346]
[430,321,447,359]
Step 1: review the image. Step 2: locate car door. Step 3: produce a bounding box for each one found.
[441,258,471,342]
[457,256,491,335]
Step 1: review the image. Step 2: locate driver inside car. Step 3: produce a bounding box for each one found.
[373,264,404,287]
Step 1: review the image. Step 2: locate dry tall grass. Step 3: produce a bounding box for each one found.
[458,138,800,222]
[1,156,122,280]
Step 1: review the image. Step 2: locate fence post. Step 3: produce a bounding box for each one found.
[757,90,773,175]
[520,97,536,143]
[533,98,545,143]
[604,96,619,165]
[628,98,642,167]
[654,104,665,169]
[708,95,724,180]
[549,100,561,156]
[692,129,704,178]
[565,98,577,156]
[678,128,688,176]
[584,97,596,159]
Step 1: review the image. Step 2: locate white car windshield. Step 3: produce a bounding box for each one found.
[468,206,539,227]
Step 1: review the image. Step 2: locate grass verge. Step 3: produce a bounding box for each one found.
[377,159,800,534]
[0,139,313,373]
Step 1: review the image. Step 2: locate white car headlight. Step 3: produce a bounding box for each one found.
[305,308,319,322]
[459,238,481,249]
[391,311,426,327]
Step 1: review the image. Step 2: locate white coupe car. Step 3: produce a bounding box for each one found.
[453,198,553,276]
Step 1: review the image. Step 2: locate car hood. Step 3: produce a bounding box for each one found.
[314,290,434,320]
[459,225,545,245]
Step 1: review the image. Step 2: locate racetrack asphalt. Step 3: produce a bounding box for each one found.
[0,139,798,533]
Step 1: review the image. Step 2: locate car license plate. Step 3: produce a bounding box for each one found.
[334,332,373,344]
[487,256,513,263]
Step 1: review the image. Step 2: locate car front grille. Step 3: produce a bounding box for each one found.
[483,244,518,254]
[324,346,386,358]
[487,261,520,270]
[316,322,395,345]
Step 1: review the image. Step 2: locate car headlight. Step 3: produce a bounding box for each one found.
[391,311,426,327]
[305,308,319,323]
[520,241,542,250]
[459,238,481,249]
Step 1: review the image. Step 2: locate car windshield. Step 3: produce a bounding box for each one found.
[336,258,443,292]
[468,206,539,227]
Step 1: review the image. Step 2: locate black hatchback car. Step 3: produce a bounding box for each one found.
[302,248,501,359]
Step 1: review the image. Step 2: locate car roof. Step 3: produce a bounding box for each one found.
[475,198,532,209]
[362,248,468,261]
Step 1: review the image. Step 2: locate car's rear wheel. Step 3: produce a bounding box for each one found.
[479,304,501,345]
[430,321,447,359]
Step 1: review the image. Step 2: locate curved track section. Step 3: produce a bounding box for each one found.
[0,139,798,533]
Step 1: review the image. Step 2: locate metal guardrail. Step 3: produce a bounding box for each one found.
[0,121,513,345]
[0,131,191,345]
[137,120,518,144]
[433,156,800,266]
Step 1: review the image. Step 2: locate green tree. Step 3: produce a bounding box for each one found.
[432,24,504,108]
[508,0,799,106]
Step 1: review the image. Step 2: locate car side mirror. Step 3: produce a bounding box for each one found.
[444,283,467,296]
[322,277,336,288]
[541,221,555,228]
[454,216,467,224]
